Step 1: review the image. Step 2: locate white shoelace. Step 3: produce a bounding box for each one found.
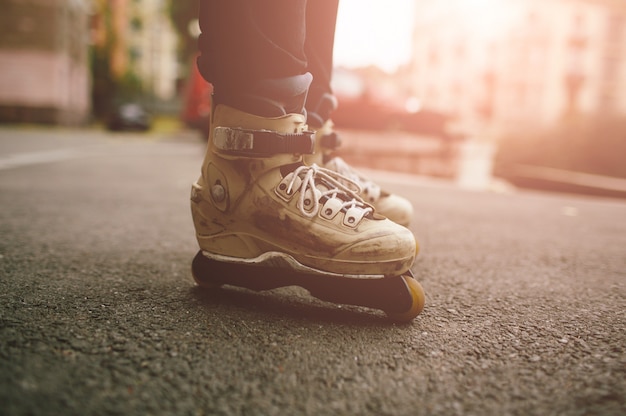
[325,157,381,203]
[285,164,373,220]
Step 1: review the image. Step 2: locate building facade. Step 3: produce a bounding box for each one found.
[92,0,178,102]
[125,0,178,101]
[410,0,626,138]
[0,0,91,125]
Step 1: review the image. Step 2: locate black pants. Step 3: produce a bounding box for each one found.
[197,0,338,113]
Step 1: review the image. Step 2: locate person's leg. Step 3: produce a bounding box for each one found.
[302,0,414,226]
[304,0,339,126]
[191,0,417,277]
[197,0,310,116]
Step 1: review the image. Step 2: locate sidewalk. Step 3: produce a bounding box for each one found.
[504,164,626,199]
[335,129,459,179]
[334,129,626,199]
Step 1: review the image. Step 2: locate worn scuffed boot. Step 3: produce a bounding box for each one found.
[305,93,414,227]
[190,77,424,321]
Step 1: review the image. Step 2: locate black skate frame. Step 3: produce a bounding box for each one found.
[192,250,415,316]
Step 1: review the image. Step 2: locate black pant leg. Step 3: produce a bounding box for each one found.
[197,0,308,94]
[304,0,339,107]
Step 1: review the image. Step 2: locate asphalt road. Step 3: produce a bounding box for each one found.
[0,126,624,416]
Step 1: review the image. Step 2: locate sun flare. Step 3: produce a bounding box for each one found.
[334,0,522,72]
[334,0,416,72]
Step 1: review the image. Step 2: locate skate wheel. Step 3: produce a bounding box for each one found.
[192,269,222,289]
[385,275,425,323]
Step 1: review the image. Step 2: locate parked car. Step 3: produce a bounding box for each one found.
[107,103,151,132]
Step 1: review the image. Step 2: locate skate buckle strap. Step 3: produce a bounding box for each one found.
[213,127,315,156]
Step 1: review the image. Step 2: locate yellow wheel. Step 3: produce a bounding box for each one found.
[386,275,425,323]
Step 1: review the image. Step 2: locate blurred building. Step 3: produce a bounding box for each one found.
[125,0,178,101]
[410,0,626,138]
[0,0,91,125]
[92,0,178,102]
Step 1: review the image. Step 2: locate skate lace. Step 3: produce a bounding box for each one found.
[325,157,381,203]
[285,164,373,221]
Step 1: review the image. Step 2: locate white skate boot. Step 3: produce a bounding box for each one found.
[190,93,424,320]
[305,94,414,226]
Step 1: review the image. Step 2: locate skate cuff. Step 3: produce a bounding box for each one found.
[213,127,315,156]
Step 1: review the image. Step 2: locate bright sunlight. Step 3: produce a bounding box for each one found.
[334,0,522,72]
[334,0,416,72]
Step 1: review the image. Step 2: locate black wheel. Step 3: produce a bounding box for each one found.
[191,251,222,289]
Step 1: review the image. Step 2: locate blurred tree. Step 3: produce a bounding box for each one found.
[90,47,114,119]
[90,0,146,119]
[90,2,115,119]
[166,0,200,63]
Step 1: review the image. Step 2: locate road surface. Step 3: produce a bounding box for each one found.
[0,126,624,415]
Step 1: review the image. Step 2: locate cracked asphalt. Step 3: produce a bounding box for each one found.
[0,126,624,415]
